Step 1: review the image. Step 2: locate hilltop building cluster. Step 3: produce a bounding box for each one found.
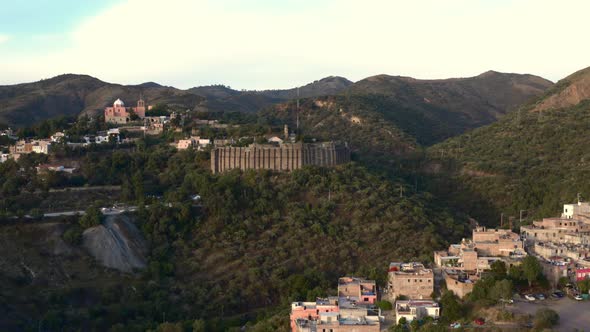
[290,277,381,332]
[104,98,147,124]
[521,200,590,284]
[434,226,526,297]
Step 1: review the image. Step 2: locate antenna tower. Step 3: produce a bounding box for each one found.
[296,87,300,133]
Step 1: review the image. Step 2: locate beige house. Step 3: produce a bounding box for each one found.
[435,227,526,274]
[387,262,434,300]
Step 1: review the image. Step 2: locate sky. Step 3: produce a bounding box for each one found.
[0,0,589,90]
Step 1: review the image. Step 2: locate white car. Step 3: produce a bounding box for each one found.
[574,294,583,301]
[525,294,536,301]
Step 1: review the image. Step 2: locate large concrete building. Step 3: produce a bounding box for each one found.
[387,262,434,300]
[210,141,350,173]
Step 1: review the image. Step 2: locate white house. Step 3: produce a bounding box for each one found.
[395,300,440,323]
[50,132,66,143]
[563,202,590,219]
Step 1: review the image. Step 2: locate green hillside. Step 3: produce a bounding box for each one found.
[0,143,468,331]
[426,66,590,224]
[344,71,553,145]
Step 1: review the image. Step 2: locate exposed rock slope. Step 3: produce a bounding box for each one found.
[83,215,148,273]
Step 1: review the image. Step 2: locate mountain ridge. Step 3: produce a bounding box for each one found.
[424,65,590,223]
[0,71,552,135]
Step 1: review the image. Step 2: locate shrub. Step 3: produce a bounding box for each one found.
[534,308,559,329]
[62,226,83,245]
[79,206,102,229]
[377,300,393,310]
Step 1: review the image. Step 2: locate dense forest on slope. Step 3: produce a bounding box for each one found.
[424,67,590,225]
[341,71,552,144]
[260,95,418,158]
[0,136,469,331]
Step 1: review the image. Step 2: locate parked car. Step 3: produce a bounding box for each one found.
[449,322,462,329]
[551,291,564,298]
[535,294,546,300]
[574,294,584,301]
[500,298,514,304]
[474,318,485,326]
[525,294,536,301]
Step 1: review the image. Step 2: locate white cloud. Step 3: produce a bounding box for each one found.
[0,34,9,44]
[1,0,590,88]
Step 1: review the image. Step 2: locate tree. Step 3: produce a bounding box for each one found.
[79,206,102,229]
[440,290,463,322]
[533,308,559,329]
[192,319,206,332]
[29,208,44,220]
[377,300,393,310]
[522,256,543,287]
[155,322,183,332]
[63,226,83,245]
[578,279,590,293]
[490,279,513,301]
[490,260,507,279]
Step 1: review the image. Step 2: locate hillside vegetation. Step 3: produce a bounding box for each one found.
[343,71,552,145]
[0,137,468,331]
[0,75,353,127]
[426,66,590,224]
[0,71,550,142]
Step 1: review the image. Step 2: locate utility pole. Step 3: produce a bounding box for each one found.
[500,213,504,228]
[296,87,300,134]
[399,185,404,198]
[520,210,526,224]
[578,192,582,204]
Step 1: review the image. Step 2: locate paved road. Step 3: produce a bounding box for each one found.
[47,185,121,193]
[23,206,137,219]
[509,297,590,331]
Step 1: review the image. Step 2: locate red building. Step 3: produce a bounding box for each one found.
[576,268,590,281]
[104,98,146,124]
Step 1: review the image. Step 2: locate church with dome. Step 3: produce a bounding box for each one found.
[104,98,147,124]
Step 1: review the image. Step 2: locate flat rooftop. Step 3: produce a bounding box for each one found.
[389,262,432,275]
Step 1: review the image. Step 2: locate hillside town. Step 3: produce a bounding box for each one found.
[286,199,590,330]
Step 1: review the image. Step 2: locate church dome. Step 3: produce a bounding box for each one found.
[113,98,125,107]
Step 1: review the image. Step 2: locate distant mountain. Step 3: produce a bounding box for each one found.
[189,76,353,113]
[0,75,353,127]
[258,76,353,99]
[0,71,550,133]
[0,74,203,126]
[261,95,418,160]
[425,66,590,224]
[341,71,553,145]
[531,66,590,113]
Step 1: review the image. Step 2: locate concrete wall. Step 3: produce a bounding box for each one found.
[445,274,474,298]
[388,273,433,299]
[211,142,350,173]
